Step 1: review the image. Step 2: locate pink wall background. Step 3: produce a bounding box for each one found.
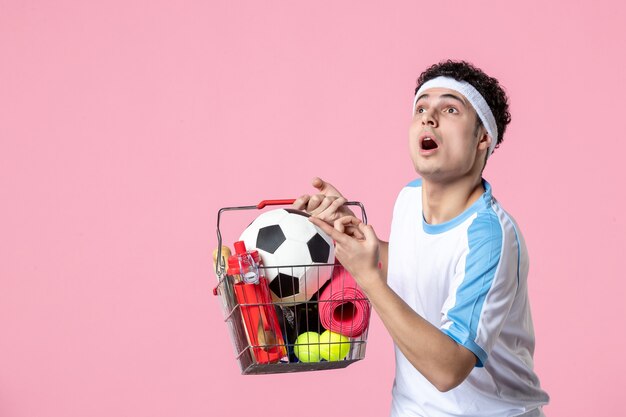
[1,1,625,416]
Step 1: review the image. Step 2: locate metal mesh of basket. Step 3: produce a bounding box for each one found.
[212,200,371,375]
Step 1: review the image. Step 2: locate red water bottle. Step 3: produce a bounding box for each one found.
[228,241,286,364]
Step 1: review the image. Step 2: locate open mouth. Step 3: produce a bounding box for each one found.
[420,135,439,151]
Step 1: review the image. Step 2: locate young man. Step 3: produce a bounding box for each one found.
[293,61,549,416]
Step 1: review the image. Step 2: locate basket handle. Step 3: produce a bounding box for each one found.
[256,199,296,209]
[214,199,367,282]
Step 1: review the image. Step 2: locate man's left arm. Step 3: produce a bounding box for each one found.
[361,272,477,392]
[310,216,477,392]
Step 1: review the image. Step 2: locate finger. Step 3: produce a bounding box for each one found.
[305,193,325,212]
[309,216,351,245]
[334,218,346,234]
[334,216,365,239]
[319,196,347,218]
[310,196,337,217]
[333,216,355,232]
[312,177,343,197]
[345,225,365,240]
[335,216,365,234]
[359,222,378,241]
[335,215,363,229]
[292,194,311,210]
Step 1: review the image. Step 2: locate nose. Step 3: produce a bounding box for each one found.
[421,109,438,128]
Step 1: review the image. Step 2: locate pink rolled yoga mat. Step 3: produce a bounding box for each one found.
[318,266,370,337]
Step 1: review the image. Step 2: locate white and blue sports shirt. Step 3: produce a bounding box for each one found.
[387,179,549,417]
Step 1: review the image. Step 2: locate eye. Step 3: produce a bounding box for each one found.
[416,107,426,114]
[445,107,459,114]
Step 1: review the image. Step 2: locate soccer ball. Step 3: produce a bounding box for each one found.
[239,209,335,305]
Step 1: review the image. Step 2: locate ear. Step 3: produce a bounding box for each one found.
[477,131,491,153]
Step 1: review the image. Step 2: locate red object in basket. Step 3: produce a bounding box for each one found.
[228,241,286,364]
[318,265,371,337]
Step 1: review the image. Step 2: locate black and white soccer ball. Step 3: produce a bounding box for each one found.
[239,208,335,305]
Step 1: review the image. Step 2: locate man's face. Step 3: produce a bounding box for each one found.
[409,87,490,182]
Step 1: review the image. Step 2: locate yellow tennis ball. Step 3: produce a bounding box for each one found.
[294,332,321,363]
[319,330,350,361]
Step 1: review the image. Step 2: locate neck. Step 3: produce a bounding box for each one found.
[422,175,485,225]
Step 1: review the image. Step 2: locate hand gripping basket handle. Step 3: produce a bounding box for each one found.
[213,198,367,284]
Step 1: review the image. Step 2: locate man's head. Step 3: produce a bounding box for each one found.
[408,60,511,182]
[415,60,511,153]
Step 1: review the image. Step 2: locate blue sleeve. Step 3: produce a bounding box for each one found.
[440,210,516,367]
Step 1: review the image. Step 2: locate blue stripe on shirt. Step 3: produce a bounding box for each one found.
[441,208,503,367]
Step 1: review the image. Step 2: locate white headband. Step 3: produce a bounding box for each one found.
[413,76,498,156]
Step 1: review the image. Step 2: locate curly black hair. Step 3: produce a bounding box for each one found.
[415,60,511,151]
